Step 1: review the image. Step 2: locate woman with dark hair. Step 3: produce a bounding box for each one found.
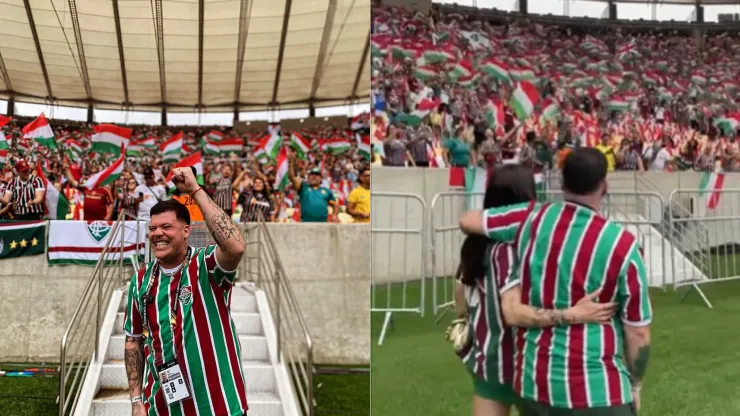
[449,165,616,416]
[237,177,275,222]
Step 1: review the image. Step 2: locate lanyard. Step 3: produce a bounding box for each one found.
[141,247,192,339]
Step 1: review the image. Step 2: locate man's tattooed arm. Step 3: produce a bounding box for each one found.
[191,184,246,270]
[624,325,651,387]
[124,336,144,398]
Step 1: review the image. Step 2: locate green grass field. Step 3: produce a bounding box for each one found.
[0,371,58,416]
[371,277,740,416]
[0,366,369,416]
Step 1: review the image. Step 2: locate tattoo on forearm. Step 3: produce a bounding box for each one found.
[629,345,650,383]
[204,197,243,248]
[533,308,569,326]
[124,336,144,395]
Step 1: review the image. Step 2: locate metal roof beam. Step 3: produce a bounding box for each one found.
[351,31,370,100]
[22,0,53,99]
[197,0,205,107]
[271,0,293,104]
[309,0,339,100]
[0,52,13,93]
[233,0,252,109]
[0,91,370,109]
[153,0,167,105]
[111,0,129,104]
[67,0,92,100]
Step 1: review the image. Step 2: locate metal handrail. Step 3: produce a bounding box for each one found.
[58,210,140,416]
[243,211,315,416]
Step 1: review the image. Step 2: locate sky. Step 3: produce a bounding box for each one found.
[436,0,740,21]
[5,0,737,126]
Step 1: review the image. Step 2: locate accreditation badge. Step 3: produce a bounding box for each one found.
[156,359,192,405]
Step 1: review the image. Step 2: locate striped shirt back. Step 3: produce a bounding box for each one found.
[483,201,652,409]
[457,242,517,386]
[123,245,248,416]
[213,178,233,212]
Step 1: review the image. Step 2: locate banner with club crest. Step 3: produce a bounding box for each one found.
[47,220,147,266]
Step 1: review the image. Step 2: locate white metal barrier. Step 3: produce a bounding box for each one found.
[371,192,427,345]
[429,191,476,317]
[669,188,740,308]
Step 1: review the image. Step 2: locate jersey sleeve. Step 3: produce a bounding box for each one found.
[481,202,537,244]
[326,188,336,202]
[493,244,520,294]
[34,177,45,192]
[202,244,238,287]
[616,245,653,327]
[123,271,143,337]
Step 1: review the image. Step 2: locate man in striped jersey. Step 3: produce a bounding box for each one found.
[0,160,45,220]
[124,166,248,416]
[459,148,652,416]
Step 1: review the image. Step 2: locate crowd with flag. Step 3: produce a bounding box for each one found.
[370,4,740,174]
[0,112,371,223]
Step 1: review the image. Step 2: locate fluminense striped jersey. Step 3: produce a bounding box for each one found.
[124,244,248,416]
[10,175,45,215]
[458,242,517,386]
[482,201,652,409]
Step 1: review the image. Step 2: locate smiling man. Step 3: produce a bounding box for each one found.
[123,167,248,416]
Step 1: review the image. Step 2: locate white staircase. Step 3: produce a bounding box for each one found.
[78,284,296,416]
[611,213,710,288]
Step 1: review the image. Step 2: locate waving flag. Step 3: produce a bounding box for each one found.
[207,130,224,142]
[84,145,125,190]
[92,124,131,155]
[166,151,204,186]
[22,113,56,149]
[273,147,289,191]
[357,134,370,160]
[0,115,9,150]
[36,163,69,220]
[290,132,312,160]
[509,81,540,120]
[700,171,725,210]
[160,132,183,163]
[218,138,243,156]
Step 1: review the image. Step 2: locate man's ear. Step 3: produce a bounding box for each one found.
[183,224,191,239]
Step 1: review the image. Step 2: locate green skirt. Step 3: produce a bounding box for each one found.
[472,373,518,405]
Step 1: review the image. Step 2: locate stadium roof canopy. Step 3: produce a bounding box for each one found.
[0,0,370,112]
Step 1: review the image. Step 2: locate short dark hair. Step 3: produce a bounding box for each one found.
[359,166,370,177]
[562,148,607,195]
[150,199,191,225]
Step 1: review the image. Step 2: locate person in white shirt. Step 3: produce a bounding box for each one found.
[642,139,672,171]
[134,168,168,220]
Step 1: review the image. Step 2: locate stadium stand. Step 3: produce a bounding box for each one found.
[0,113,370,223]
[370,2,740,172]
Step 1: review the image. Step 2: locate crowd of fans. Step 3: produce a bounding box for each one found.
[0,115,371,223]
[370,3,740,173]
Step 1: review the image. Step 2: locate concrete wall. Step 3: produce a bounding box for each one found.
[0,224,370,365]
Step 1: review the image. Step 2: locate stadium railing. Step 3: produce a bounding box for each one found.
[241,212,316,416]
[58,209,141,416]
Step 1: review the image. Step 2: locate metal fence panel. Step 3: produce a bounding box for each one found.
[669,189,740,291]
[371,192,427,345]
[429,191,478,316]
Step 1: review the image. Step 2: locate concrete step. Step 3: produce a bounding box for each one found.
[92,389,282,416]
[113,312,263,336]
[118,289,258,314]
[100,360,275,392]
[107,334,269,362]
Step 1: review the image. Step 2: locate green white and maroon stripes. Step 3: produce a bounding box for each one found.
[458,243,516,385]
[483,201,652,409]
[124,245,248,415]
